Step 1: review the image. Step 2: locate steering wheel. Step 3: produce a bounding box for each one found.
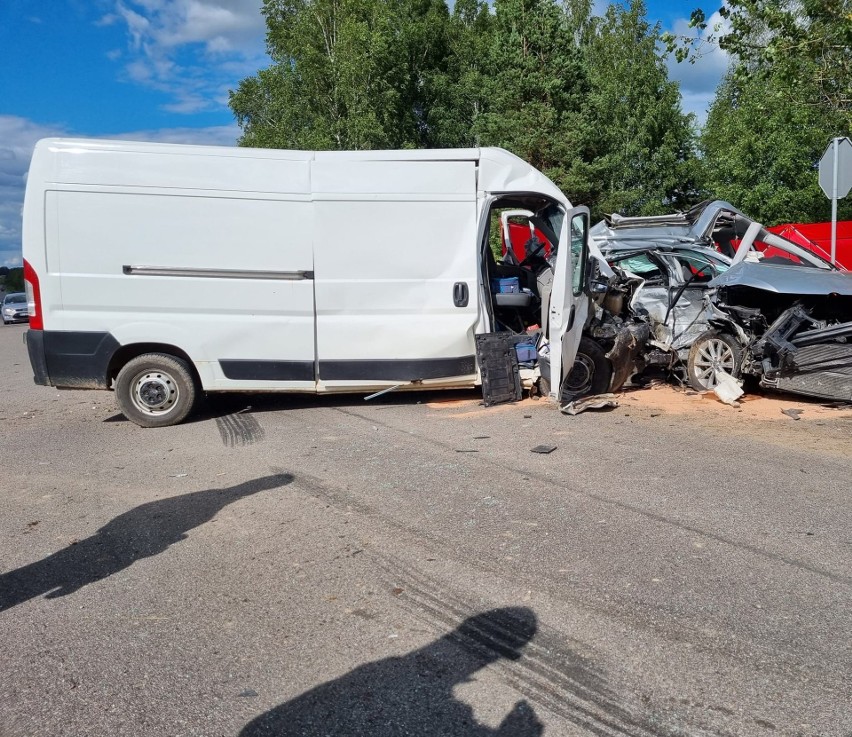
[518,236,548,268]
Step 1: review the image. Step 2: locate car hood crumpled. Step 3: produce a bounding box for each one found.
[709,262,852,295]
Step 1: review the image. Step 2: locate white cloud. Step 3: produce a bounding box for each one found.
[112,123,240,145]
[106,0,269,114]
[0,115,239,266]
[0,117,69,269]
[665,11,732,125]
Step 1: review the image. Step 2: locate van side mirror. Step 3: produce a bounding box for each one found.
[586,255,609,295]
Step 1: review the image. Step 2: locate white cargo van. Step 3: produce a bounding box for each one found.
[23,138,610,426]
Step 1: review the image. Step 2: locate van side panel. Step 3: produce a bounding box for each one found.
[312,160,479,387]
[43,148,317,390]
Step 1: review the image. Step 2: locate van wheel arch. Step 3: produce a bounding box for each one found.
[107,343,200,388]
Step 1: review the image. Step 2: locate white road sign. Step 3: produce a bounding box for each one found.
[819,137,852,199]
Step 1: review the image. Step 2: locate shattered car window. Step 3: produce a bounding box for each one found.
[618,254,662,276]
[673,252,729,283]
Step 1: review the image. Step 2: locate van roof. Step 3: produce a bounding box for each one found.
[37,137,485,162]
[31,138,569,206]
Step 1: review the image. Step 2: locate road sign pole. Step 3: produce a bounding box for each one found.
[832,137,839,264]
[819,136,851,267]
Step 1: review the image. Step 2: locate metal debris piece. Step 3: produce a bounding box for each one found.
[364,384,405,401]
[781,408,804,420]
[530,444,557,454]
[560,393,619,416]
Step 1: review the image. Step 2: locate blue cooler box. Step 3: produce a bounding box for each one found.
[491,277,520,294]
[514,342,537,362]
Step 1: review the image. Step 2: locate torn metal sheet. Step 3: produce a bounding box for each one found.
[560,393,619,415]
[606,322,651,391]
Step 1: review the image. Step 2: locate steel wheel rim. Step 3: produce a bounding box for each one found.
[692,338,735,389]
[131,370,180,415]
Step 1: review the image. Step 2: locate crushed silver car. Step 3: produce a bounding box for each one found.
[590,200,852,401]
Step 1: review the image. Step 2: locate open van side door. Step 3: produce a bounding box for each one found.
[548,206,591,400]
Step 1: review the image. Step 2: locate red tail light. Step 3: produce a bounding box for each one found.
[23,259,43,330]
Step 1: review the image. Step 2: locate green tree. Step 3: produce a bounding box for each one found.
[422,0,495,148]
[473,0,594,203]
[584,1,698,216]
[3,267,24,292]
[700,67,852,225]
[668,1,851,125]
[229,0,451,150]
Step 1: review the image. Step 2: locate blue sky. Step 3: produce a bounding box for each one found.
[0,0,728,268]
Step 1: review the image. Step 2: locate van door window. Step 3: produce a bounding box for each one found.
[570,212,588,295]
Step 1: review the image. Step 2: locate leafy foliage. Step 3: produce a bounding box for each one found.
[701,68,852,226]
[2,268,24,293]
[472,0,594,201]
[235,1,852,225]
[583,2,698,215]
[718,0,851,121]
[668,1,851,124]
[230,0,452,149]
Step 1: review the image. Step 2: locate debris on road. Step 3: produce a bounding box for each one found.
[560,393,619,415]
[530,444,557,454]
[712,371,744,406]
[781,408,804,420]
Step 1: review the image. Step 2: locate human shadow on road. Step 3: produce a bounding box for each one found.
[240,606,543,736]
[0,473,293,612]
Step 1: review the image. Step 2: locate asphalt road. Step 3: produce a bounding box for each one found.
[1,322,850,737]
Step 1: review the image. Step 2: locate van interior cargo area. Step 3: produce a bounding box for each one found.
[478,197,561,403]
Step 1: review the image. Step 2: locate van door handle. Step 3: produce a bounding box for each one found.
[453,282,469,308]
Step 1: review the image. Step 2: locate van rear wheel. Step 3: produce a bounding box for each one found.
[115,353,198,428]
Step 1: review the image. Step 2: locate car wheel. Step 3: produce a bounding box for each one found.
[687,331,741,391]
[114,353,198,428]
[560,337,612,402]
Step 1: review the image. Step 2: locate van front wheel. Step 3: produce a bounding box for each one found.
[560,338,612,403]
[115,353,198,428]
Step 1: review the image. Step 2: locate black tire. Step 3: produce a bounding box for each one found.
[560,337,612,402]
[114,353,198,428]
[686,331,742,391]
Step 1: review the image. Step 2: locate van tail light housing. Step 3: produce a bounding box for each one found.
[23,259,43,330]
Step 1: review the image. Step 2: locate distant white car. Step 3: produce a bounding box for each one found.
[2,292,29,325]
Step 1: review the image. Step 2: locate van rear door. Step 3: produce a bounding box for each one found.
[311,157,480,388]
